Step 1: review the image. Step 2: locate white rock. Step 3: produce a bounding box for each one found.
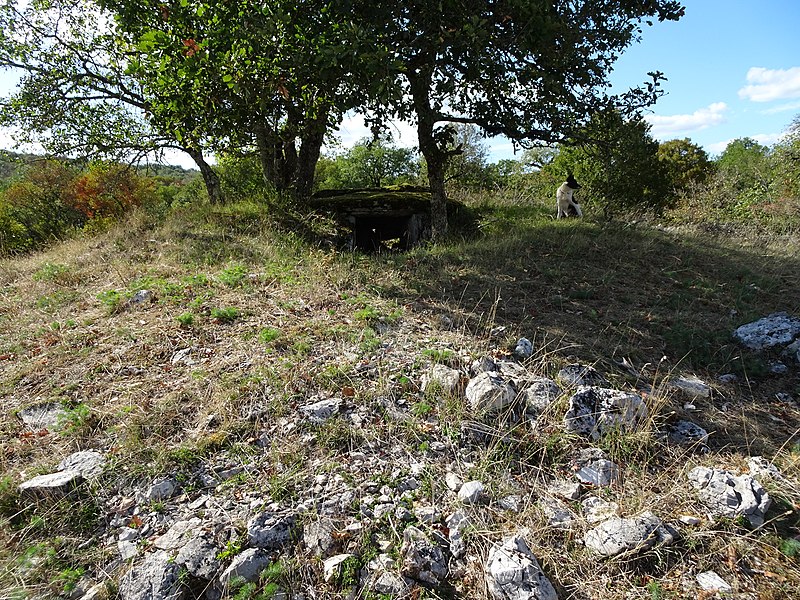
[564,387,647,440]
[696,570,732,592]
[58,450,106,479]
[218,548,271,588]
[583,511,667,557]
[581,496,618,523]
[733,312,800,351]
[445,472,463,491]
[687,466,771,527]
[484,534,558,600]
[672,376,712,398]
[19,470,83,497]
[421,364,462,394]
[514,337,533,359]
[458,480,485,504]
[322,554,353,582]
[465,372,516,414]
[300,397,342,424]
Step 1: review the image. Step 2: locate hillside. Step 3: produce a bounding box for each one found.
[1,200,799,600]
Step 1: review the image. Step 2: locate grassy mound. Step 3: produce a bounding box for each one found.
[0,197,798,599]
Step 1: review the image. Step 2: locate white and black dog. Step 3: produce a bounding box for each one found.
[556,174,583,219]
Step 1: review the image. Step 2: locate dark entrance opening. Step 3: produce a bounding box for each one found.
[353,214,411,251]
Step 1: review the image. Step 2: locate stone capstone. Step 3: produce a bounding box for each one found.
[564,387,647,440]
[19,470,83,497]
[484,534,558,600]
[687,466,771,527]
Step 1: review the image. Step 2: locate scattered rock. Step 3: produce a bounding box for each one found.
[581,496,618,523]
[521,378,562,419]
[557,364,608,387]
[465,372,516,414]
[747,456,783,480]
[154,518,200,550]
[175,533,221,580]
[18,402,68,430]
[564,387,647,440]
[247,511,300,549]
[696,570,732,593]
[300,396,342,424]
[58,450,106,479]
[484,534,558,600]
[471,356,497,375]
[218,548,271,589]
[118,550,182,600]
[400,526,448,586]
[540,497,576,530]
[322,553,354,583]
[584,511,672,557]
[733,312,800,351]
[573,449,620,487]
[548,479,581,501]
[129,289,154,306]
[19,470,83,497]
[672,376,713,399]
[304,518,338,557]
[421,363,462,394]
[514,338,533,359]
[666,420,709,447]
[458,480,486,504]
[144,478,177,502]
[371,570,411,595]
[687,466,771,527]
[446,511,472,558]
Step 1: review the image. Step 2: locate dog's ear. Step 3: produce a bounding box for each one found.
[566,174,581,189]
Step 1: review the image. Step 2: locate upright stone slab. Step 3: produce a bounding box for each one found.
[484,534,558,600]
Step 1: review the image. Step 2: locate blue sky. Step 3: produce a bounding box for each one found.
[2,1,800,166]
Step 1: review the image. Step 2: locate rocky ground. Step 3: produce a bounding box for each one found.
[1,211,799,600]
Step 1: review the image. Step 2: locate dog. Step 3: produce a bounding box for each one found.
[556,174,583,219]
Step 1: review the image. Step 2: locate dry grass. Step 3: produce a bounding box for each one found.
[0,198,799,599]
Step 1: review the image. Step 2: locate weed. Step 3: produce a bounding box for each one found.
[33,262,72,283]
[96,289,124,312]
[258,327,281,344]
[176,312,195,327]
[211,306,241,323]
[218,264,249,288]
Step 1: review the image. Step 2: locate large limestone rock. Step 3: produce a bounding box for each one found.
[465,371,516,414]
[564,387,647,440]
[733,312,800,351]
[584,512,673,557]
[118,551,183,600]
[247,511,300,549]
[687,466,771,527]
[484,534,558,600]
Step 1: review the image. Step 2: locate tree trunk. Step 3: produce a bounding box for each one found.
[294,106,329,201]
[185,146,224,205]
[408,68,448,240]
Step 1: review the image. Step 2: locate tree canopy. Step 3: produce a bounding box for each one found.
[1,0,685,236]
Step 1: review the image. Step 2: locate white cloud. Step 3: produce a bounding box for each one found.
[761,100,800,115]
[645,102,728,139]
[738,67,800,102]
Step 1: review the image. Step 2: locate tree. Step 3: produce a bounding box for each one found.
[716,138,772,195]
[0,0,224,203]
[322,134,418,189]
[658,138,714,194]
[354,0,685,237]
[548,108,671,215]
[103,0,391,201]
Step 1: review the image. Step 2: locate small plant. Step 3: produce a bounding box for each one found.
[421,348,456,364]
[55,566,85,594]
[97,289,124,312]
[216,539,242,562]
[258,327,281,344]
[218,264,248,288]
[33,262,71,282]
[211,306,241,323]
[176,312,195,327]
